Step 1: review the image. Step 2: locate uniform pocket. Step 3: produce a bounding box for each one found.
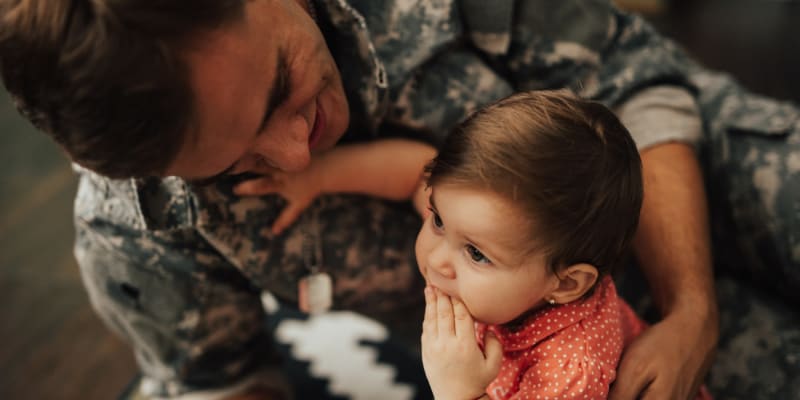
[724,93,799,137]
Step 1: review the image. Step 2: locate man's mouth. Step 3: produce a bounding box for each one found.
[308,98,325,149]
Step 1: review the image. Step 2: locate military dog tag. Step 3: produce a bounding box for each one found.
[299,271,333,314]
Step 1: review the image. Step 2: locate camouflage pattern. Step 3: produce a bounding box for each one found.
[711,277,800,398]
[72,0,800,398]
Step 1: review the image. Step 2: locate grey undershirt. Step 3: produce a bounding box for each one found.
[615,85,703,151]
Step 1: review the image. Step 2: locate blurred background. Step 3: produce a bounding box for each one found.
[1,0,799,399]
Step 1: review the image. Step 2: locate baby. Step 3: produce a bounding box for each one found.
[416,91,711,399]
[243,90,711,399]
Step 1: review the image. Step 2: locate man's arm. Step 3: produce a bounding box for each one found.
[610,141,719,399]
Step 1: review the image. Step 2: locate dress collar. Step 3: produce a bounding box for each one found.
[478,276,614,352]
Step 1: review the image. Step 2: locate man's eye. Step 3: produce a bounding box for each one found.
[466,245,491,264]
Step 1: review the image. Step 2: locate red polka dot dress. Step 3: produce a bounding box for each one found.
[476,276,713,399]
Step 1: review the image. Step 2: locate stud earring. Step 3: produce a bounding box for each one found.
[547,298,556,305]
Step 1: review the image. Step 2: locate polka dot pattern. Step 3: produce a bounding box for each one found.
[475,276,713,400]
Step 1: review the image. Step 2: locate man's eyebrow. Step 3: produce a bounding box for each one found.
[258,48,291,134]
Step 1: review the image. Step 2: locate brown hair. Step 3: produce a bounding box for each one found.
[427,90,643,278]
[0,0,245,178]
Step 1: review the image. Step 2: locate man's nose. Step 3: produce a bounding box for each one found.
[428,243,455,279]
[254,114,311,172]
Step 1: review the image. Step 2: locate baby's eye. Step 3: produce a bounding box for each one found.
[466,244,491,264]
[428,208,444,229]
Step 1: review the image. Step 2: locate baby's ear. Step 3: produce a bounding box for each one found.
[549,263,598,304]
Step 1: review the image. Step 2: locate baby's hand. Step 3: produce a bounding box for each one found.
[421,287,502,400]
[234,167,323,235]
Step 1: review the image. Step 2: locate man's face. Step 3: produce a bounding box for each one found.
[165,0,349,181]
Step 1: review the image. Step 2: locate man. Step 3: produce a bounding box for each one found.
[1,0,797,399]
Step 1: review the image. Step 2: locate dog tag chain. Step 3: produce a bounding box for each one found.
[298,203,333,314]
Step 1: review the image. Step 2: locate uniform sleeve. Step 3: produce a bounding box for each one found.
[73,176,278,398]
[465,0,702,147]
[614,85,703,150]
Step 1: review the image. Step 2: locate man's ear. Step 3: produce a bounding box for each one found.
[548,263,598,304]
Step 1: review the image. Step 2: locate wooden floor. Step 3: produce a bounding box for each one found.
[0,1,798,399]
[0,88,138,399]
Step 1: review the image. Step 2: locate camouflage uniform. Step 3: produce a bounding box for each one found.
[75,0,800,398]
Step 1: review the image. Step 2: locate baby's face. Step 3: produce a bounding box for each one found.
[414,184,559,325]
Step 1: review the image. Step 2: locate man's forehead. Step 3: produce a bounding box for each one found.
[168,20,282,178]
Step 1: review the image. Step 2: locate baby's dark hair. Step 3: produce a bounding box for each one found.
[427,90,643,281]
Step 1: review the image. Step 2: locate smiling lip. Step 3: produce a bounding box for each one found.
[308,99,326,149]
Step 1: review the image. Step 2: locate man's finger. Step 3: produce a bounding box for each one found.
[451,297,474,338]
[635,380,660,400]
[435,288,455,336]
[608,355,654,400]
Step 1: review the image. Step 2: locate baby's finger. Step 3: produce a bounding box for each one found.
[451,297,474,338]
[234,177,280,196]
[422,287,437,337]
[483,332,503,376]
[436,288,455,336]
[271,204,305,235]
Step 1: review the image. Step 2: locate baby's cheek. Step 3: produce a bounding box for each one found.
[413,237,428,281]
[417,263,428,282]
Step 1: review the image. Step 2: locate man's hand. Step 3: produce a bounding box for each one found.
[234,164,323,235]
[610,142,719,399]
[609,304,718,399]
[421,287,502,400]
